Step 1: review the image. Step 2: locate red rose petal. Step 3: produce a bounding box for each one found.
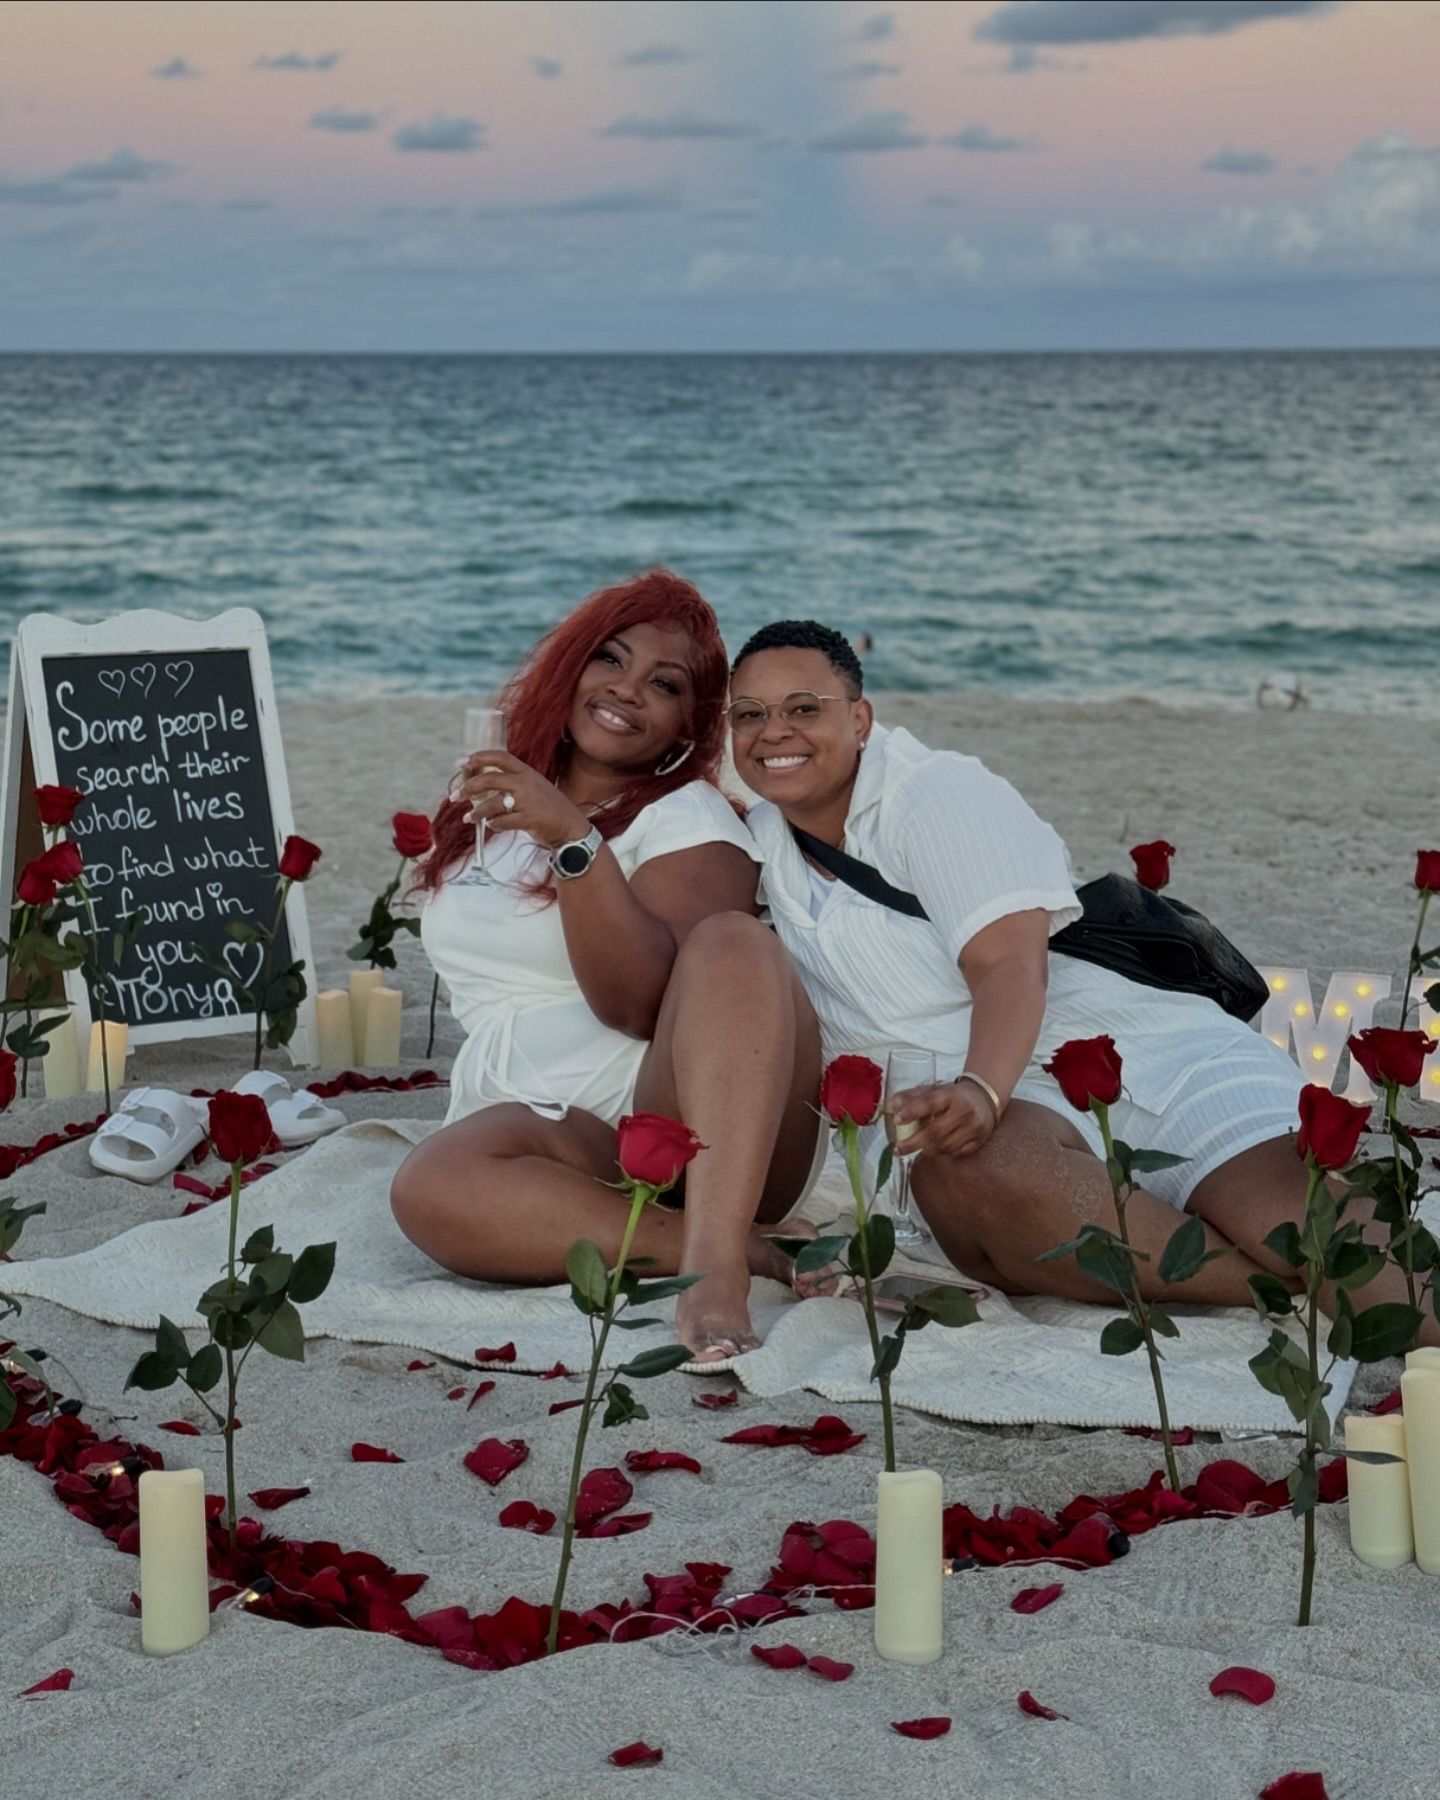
[575,1465,633,1525]
[466,1380,496,1412]
[498,1500,556,1535]
[1210,1666,1276,1706]
[474,1343,517,1364]
[539,1361,570,1380]
[549,1397,585,1415]
[157,1420,201,1436]
[1260,1777,1330,1800]
[1018,1690,1066,1721]
[892,1717,952,1740]
[750,1642,807,1670]
[692,1388,739,1410]
[609,1742,663,1768]
[248,1486,310,1511]
[406,1359,434,1372]
[1124,1426,1196,1446]
[463,1438,529,1487]
[1011,1583,1064,1614]
[445,1386,466,1401]
[1369,1387,1403,1416]
[351,1442,404,1463]
[807,1655,854,1682]
[624,1449,703,1476]
[20,1667,74,1697]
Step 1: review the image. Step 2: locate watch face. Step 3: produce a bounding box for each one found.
[555,841,591,877]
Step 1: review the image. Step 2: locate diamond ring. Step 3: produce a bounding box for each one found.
[502,793,516,812]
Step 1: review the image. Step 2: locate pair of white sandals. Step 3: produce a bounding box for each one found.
[90,1071,345,1184]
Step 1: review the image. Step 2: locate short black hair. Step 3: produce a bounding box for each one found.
[730,619,863,696]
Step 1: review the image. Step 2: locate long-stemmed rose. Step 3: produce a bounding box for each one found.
[348,812,439,1056]
[1246,1084,1419,1625]
[1346,1027,1438,1335]
[1400,851,1440,1028]
[546,1113,706,1654]
[126,1090,336,1547]
[1130,840,1176,893]
[1038,1036,1217,1491]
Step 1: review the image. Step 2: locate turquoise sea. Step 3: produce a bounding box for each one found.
[1,350,1436,710]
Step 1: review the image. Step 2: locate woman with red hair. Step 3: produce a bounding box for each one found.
[392,570,821,1361]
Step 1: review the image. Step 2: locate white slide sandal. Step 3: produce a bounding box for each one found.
[90,1087,207,1184]
[230,1070,345,1149]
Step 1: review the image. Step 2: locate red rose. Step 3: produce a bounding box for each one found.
[1043,1036,1124,1112]
[1129,840,1176,892]
[615,1113,706,1191]
[819,1055,884,1128]
[278,835,322,882]
[0,1048,16,1111]
[35,785,85,828]
[208,1091,273,1166]
[1347,1027,1437,1092]
[1295,1085,1370,1172]
[1414,851,1440,894]
[391,812,433,859]
[36,839,83,886]
[16,860,57,907]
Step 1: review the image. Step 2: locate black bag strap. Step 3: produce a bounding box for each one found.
[790,825,930,920]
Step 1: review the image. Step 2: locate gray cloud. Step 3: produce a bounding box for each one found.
[1202,146,1279,175]
[598,112,755,141]
[393,115,485,153]
[311,107,382,133]
[811,111,927,153]
[854,11,897,40]
[65,147,178,184]
[975,1,1335,48]
[254,51,341,71]
[530,56,562,79]
[0,176,117,207]
[221,198,273,212]
[475,182,684,221]
[925,193,964,208]
[940,124,1037,152]
[151,57,201,79]
[616,44,693,67]
[831,59,902,80]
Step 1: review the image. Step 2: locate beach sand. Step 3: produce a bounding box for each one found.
[5,694,1438,1800]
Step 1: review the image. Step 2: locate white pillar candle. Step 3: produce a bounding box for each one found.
[85,1019,128,1095]
[361,985,403,1067]
[314,989,353,1068]
[1345,1414,1413,1570]
[348,968,383,1063]
[1406,1348,1440,1373]
[874,1467,944,1665]
[1401,1367,1440,1577]
[40,1010,83,1100]
[139,1468,211,1655]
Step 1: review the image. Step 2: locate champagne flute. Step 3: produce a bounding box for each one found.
[460,706,508,880]
[884,1048,937,1251]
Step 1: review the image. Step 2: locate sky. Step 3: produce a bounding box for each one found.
[1,0,1436,351]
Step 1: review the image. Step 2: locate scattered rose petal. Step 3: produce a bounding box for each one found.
[445,1386,466,1401]
[549,1397,585,1415]
[609,1742,663,1768]
[466,1380,496,1412]
[625,1449,703,1476]
[249,1486,310,1512]
[351,1442,404,1464]
[1260,1777,1330,1800]
[406,1359,435,1372]
[807,1655,854,1682]
[1369,1388,1403,1416]
[892,1717,952,1739]
[1210,1666,1276,1706]
[1018,1691,1066,1721]
[498,1500,556,1535]
[474,1343,517,1364]
[584,1511,653,1538]
[1011,1583,1064,1614]
[722,1414,865,1456]
[1124,1426,1196,1446]
[575,1466,633,1525]
[464,1438,529,1487]
[20,1668,73,1697]
[157,1420,201,1436]
[539,1362,570,1380]
[750,1643,807,1670]
[692,1388,739,1410]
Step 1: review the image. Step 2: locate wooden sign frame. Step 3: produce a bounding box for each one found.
[1,607,317,1061]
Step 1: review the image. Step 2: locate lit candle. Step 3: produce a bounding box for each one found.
[348,968,383,1063]
[139,1468,211,1655]
[1344,1414,1412,1570]
[85,1019,128,1094]
[874,1467,943,1664]
[1401,1366,1440,1577]
[40,1010,83,1100]
[314,989,353,1068]
[361,985,403,1066]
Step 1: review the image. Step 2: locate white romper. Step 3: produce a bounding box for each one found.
[422,781,762,1129]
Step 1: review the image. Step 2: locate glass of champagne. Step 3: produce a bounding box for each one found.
[460,706,508,880]
[884,1048,937,1251]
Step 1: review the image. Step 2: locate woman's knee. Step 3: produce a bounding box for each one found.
[674,910,781,975]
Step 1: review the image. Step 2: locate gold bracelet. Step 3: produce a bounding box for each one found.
[956,1070,1004,1123]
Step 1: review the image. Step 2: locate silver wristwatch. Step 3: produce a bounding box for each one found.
[550,823,603,882]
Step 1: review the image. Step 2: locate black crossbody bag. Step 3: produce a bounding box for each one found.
[791,826,1269,1023]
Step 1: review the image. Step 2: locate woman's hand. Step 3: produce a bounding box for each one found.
[456,750,591,852]
[888,1080,998,1161]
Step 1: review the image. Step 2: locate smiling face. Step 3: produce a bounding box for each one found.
[728,646,873,827]
[565,619,696,774]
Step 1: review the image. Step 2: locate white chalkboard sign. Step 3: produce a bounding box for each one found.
[1,609,317,1059]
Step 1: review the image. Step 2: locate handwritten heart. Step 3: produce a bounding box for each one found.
[222,940,264,994]
[163,660,194,698]
[97,669,126,697]
[129,662,157,697]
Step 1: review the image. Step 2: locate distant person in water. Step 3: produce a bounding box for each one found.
[390,571,822,1362]
[851,631,874,654]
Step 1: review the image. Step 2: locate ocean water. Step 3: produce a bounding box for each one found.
[1,350,1436,711]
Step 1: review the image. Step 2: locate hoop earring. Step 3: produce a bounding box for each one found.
[655,739,695,777]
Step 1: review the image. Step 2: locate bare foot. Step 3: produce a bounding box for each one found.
[675,1264,762,1364]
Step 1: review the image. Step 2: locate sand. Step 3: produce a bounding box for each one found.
[4,693,1438,1800]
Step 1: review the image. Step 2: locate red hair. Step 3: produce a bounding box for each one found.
[414,568,732,896]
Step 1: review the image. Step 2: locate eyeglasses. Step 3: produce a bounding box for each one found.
[727,692,850,736]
